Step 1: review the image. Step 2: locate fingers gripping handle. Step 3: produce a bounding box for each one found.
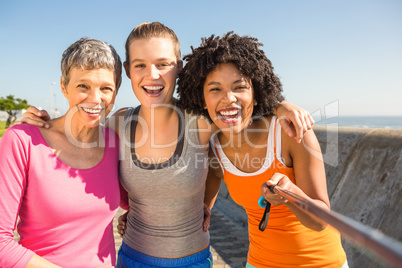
[259,201,271,231]
[258,185,276,231]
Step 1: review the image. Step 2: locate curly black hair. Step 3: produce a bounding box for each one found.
[177,31,284,121]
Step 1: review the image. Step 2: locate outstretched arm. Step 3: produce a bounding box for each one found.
[261,128,329,231]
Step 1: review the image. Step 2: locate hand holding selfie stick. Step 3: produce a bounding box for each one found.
[258,185,402,268]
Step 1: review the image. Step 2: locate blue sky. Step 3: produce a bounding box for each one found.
[1,0,401,118]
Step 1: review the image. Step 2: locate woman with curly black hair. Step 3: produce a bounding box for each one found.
[178,32,284,123]
[178,32,348,268]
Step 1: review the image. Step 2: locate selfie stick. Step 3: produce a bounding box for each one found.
[260,185,402,268]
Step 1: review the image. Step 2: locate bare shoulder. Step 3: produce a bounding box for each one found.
[197,116,213,130]
[197,117,218,150]
[105,107,130,136]
[282,126,323,164]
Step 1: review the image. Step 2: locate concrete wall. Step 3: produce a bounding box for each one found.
[214,126,402,268]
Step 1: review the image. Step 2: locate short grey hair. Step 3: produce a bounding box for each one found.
[61,37,122,91]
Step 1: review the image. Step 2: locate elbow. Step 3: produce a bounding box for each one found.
[299,215,328,231]
[309,221,328,232]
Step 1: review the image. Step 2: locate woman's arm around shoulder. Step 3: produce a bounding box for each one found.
[275,101,315,143]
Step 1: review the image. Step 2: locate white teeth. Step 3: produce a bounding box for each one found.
[220,110,238,116]
[82,107,102,114]
[143,86,163,91]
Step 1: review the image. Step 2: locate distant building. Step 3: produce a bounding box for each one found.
[49,108,61,119]
[0,108,63,122]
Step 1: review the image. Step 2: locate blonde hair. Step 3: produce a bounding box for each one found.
[124,22,181,65]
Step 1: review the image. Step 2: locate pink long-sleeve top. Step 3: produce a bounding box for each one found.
[0,124,120,267]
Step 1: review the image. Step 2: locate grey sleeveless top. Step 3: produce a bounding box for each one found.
[119,106,210,258]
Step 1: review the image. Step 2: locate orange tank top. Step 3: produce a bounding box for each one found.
[211,116,346,267]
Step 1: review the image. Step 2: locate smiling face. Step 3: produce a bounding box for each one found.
[124,37,182,108]
[61,67,116,128]
[203,63,256,135]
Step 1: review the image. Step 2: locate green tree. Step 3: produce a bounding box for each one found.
[0,95,30,128]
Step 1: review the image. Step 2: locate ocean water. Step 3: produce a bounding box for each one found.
[314,116,402,130]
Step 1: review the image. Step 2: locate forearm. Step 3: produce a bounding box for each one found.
[285,128,329,230]
[25,254,61,268]
[119,179,129,210]
[205,147,223,209]
[284,185,329,231]
[0,129,34,266]
[204,174,221,209]
[272,102,281,115]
